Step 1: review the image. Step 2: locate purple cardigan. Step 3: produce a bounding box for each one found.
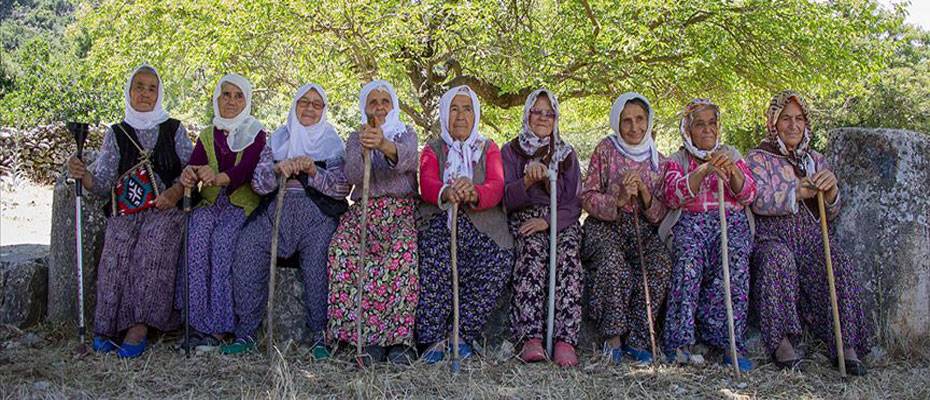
[501,140,582,232]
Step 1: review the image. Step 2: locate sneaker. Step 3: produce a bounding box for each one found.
[387,345,416,365]
[553,341,578,368]
[623,346,654,364]
[117,339,147,359]
[519,339,546,363]
[221,337,256,355]
[92,336,117,353]
[722,354,754,373]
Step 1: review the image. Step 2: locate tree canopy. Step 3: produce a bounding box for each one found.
[1,0,922,157]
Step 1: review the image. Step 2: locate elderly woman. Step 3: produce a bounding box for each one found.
[66,64,192,358]
[660,99,757,372]
[327,80,420,365]
[581,93,672,365]
[416,85,514,364]
[746,91,870,375]
[221,83,349,357]
[176,74,269,351]
[502,89,582,367]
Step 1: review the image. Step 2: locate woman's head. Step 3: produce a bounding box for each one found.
[618,98,649,145]
[527,94,556,138]
[295,88,325,126]
[128,67,160,112]
[684,102,720,151]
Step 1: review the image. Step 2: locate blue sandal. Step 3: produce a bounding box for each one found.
[92,336,117,353]
[117,339,147,359]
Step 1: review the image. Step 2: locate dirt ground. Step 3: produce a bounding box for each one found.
[0,323,928,399]
[0,177,53,246]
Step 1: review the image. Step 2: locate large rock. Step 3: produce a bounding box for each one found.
[0,244,49,328]
[270,266,309,344]
[827,128,930,342]
[46,152,108,324]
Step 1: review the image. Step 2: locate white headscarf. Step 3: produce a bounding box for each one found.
[439,85,486,186]
[679,98,721,160]
[122,64,170,131]
[518,88,573,168]
[358,80,406,141]
[212,73,264,152]
[270,83,345,162]
[608,92,660,171]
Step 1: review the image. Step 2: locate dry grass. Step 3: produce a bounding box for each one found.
[1,324,928,399]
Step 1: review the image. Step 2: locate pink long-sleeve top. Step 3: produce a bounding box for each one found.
[419,141,505,211]
[663,152,757,212]
[580,137,669,224]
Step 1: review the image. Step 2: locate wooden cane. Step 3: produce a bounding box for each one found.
[182,186,192,358]
[717,178,741,377]
[632,203,659,362]
[817,191,846,377]
[450,203,462,373]
[265,174,288,359]
[355,125,373,368]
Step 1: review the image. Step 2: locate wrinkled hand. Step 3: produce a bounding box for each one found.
[67,155,88,179]
[195,166,217,186]
[154,188,180,210]
[360,125,385,151]
[180,166,199,188]
[523,162,548,186]
[443,177,478,204]
[274,159,299,178]
[518,218,549,236]
[706,151,736,180]
[292,156,317,177]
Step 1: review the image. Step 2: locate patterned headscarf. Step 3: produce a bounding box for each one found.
[678,98,721,160]
[516,88,573,169]
[756,90,815,178]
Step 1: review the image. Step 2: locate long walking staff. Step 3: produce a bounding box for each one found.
[355,120,374,368]
[817,190,846,377]
[631,202,659,362]
[68,122,90,356]
[545,162,558,358]
[450,203,462,374]
[717,178,741,377]
[182,186,193,357]
[265,174,288,359]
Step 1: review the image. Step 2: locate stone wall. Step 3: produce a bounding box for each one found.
[826,128,930,342]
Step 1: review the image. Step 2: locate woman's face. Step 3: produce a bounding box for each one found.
[688,108,719,151]
[448,94,475,141]
[528,96,555,138]
[129,71,159,112]
[365,89,393,127]
[775,100,807,150]
[218,82,246,119]
[295,89,324,126]
[619,102,648,145]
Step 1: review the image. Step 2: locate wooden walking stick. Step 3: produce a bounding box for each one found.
[450,203,462,373]
[355,120,374,368]
[817,190,846,377]
[182,186,193,358]
[68,122,89,356]
[717,178,741,377]
[265,174,288,359]
[631,202,659,362]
